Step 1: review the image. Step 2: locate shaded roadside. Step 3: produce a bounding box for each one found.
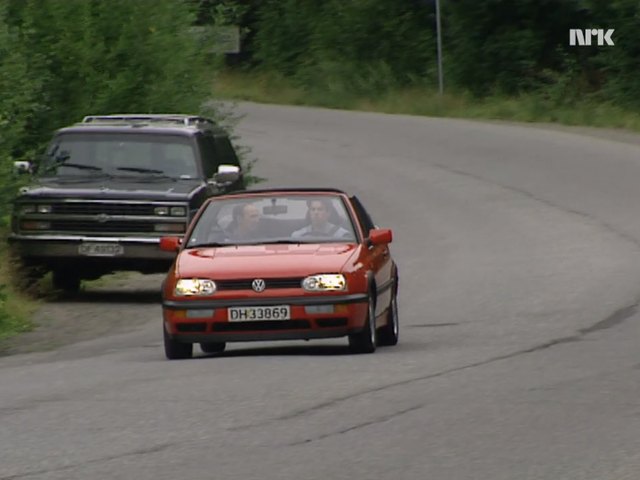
[0,273,165,356]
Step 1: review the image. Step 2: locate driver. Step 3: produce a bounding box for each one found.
[291,199,350,239]
[227,203,262,240]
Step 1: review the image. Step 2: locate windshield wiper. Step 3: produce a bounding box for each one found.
[258,239,303,245]
[40,161,109,178]
[51,162,104,172]
[116,167,167,175]
[186,242,230,248]
[115,167,176,182]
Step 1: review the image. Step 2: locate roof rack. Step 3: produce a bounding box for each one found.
[81,114,215,127]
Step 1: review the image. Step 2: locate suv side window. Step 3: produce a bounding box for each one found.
[349,196,376,236]
[213,135,240,167]
[197,134,218,178]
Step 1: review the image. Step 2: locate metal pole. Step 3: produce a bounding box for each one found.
[435,0,444,95]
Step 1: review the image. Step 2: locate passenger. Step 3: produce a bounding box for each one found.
[227,203,262,241]
[291,199,351,239]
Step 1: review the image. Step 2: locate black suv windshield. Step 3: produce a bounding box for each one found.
[40,133,198,179]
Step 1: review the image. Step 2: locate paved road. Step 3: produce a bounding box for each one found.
[2,103,640,480]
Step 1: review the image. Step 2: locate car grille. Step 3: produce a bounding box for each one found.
[212,320,311,331]
[51,203,155,216]
[176,323,207,333]
[18,200,187,236]
[50,220,156,233]
[216,277,304,291]
[316,318,348,328]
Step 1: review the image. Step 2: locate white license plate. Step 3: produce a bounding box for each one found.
[78,242,124,257]
[228,305,291,322]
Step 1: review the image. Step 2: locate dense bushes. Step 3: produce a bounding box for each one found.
[197,0,640,110]
[0,0,219,224]
[251,0,434,95]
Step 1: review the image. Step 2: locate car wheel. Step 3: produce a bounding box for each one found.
[200,342,226,354]
[348,296,377,354]
[52,269,81,293]
[163,326,193,360]
[377,292,399,346]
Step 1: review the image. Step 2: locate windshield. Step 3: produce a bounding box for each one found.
[39,133,198,179]
[186,195,359,247]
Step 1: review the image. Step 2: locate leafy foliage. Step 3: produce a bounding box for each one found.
[584,0,640,109]
[0,0,234,223]
[194,0,640,113]
[442,0,585,95]
[251,0,434,95]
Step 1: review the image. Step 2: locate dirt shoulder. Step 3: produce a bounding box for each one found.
[0,273,165,357]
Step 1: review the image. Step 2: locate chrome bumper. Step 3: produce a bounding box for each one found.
[8,234,176,260]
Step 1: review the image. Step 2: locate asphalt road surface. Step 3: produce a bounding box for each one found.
[2,103,640,480]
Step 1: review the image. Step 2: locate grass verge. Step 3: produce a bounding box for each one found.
[213,69,640,132]
[0,231,135,349]
[0,228,40,342]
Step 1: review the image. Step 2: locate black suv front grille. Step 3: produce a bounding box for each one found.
[50,220,156,233]
[51,203,155,216]
[17,200,188,236]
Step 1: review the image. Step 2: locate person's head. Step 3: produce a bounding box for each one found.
[308,199,332,229]
[232,203,261,235]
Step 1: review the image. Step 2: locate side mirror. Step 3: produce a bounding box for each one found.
[13,161,32,175]
[210,164,240,187]
[368,228,392,246]
[159,236,181,252]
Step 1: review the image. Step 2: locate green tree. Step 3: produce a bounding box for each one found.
[252,0,434,95]
[0,0,43,224]
[0,0,230,222]
[583,0,640,108]
[443,0,587,96]
[305,0,434,94]
[253,0,321,76]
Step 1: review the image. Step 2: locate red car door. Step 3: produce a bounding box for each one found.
[349,196,394,320]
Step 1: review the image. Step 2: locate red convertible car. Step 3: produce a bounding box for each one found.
[160,188,399,359]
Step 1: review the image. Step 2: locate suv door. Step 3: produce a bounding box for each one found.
[197,133,244,191]
[197,133,218,179]
[212,134,244,190]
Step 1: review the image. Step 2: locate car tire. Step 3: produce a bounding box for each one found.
[200,342,226,354]
[163,326,193,360]
[348,296,377,354]
[52,269,81,293]
[377,291,399,346]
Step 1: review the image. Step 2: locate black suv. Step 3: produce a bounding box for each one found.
[9,114,245,292]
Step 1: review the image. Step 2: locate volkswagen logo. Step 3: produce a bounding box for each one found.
[251,278,266,293]
[96,213,110,223]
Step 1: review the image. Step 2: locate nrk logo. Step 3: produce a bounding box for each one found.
[569,29,615,46]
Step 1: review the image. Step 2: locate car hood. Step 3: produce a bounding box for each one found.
[17,177,204,201]
[176,243,360,278]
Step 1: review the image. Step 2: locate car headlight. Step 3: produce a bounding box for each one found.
[175,279,216,296]
[170,206,186,216]
[36,204,52,213]
[20,204,36,214]
[155,206,187,216]
[302,274,346,292]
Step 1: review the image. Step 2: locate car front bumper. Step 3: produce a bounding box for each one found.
[162,293,370,343]
[8,234,176,261]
